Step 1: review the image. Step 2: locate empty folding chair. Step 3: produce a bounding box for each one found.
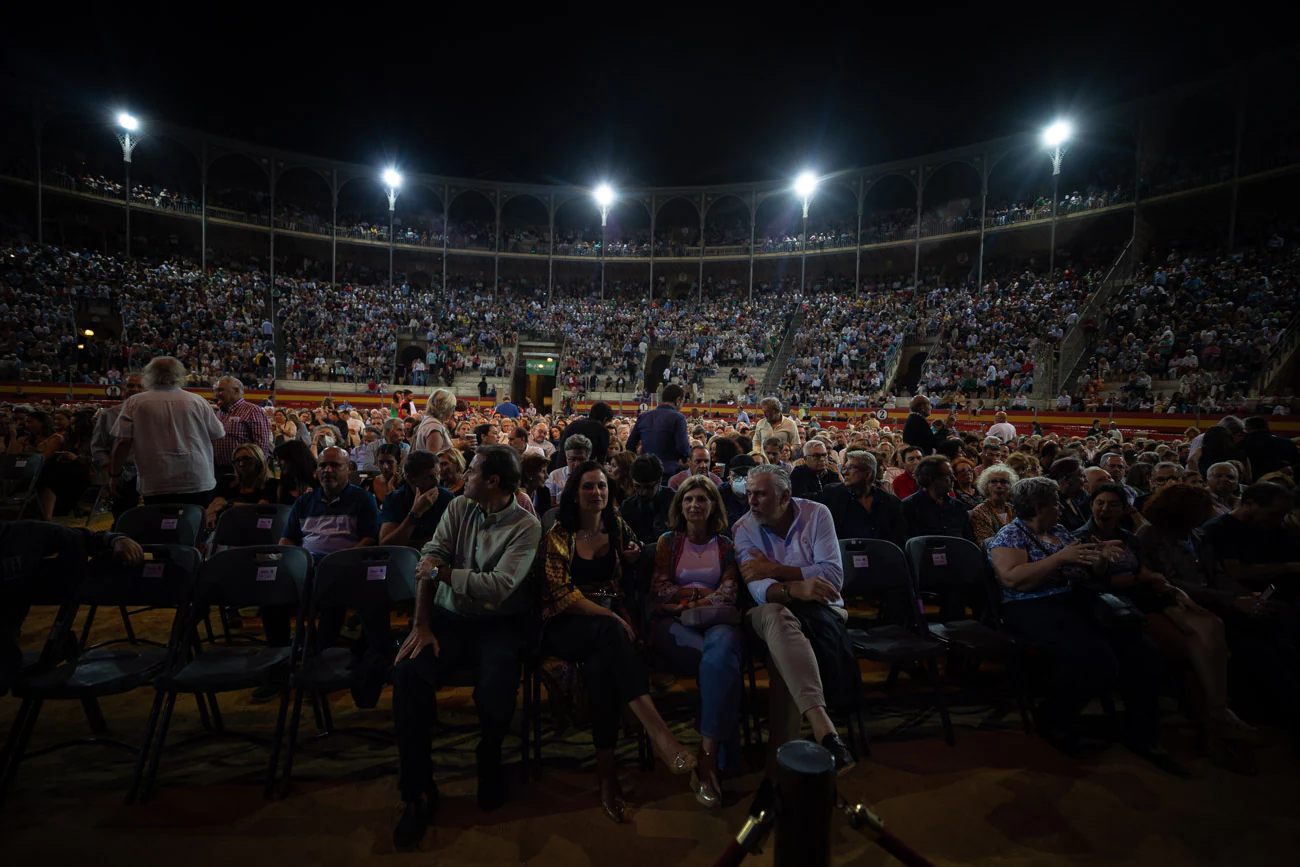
[82,504,205,649]
[0,544,200,805]
[905,535,1032,734]
[210,504,294,554]
[0,453,45,521]
[134,545,312,801]
[839,538,953,753]
[279,546,417,795]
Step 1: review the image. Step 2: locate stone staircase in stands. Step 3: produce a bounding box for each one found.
[759,307,807,396]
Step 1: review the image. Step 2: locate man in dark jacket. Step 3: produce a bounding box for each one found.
[625,384,691,477]
[619,454,674,544]
[900,456,975,542]
[1237,416,1298,479]
[553,401,613,468]
[814,450,907,548]
[902,394,946,455]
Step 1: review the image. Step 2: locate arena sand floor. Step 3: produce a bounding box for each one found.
[1,517,1297,866]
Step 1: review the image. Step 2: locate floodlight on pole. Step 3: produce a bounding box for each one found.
[114,111,141,258]
[593,184,615,226]
[1041,120,1072,275]
[382,168,402,288]
[794,171,819,295]
[591,184,617,301]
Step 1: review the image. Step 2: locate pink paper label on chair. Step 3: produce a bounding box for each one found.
[256,566,278,582]
[931,552,948,566]
[852,555,870,568]
[160,518,178,530]
[14,460,26,468]
[143,563,165,578]
[256,517,273,529]
[367,565,388,581]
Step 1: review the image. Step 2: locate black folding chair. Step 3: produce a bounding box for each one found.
[279,546,417,796]
[135,545,312,802]
[210,504,293,554]
[906,535,1032,736]
[840,538,953,753]
[207,504,295,643]
[80,503,205,649]
[0,545,200,806]
[0,453,44,520]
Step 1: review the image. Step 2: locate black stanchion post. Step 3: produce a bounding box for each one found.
[774,740,835,867]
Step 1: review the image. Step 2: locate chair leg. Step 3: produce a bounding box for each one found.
[139,691,179,803]
[78,605,99,650]
[0,697,42,806]
[80,698,109,735]
[207,694,225,733]
[320,696,335,733]
[127,689,168,804]
[310,690,326,731]
[264,686,294,799]
[929,658,955,747]
[280,687,309,799]
[118,606,138,645]
[194,693,213,732]
[856,707,872,757]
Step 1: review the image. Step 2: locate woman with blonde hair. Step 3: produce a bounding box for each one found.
[650,476,742,809]
[437,447,467,495]
[207,443,278,528]
[413,388,456,454]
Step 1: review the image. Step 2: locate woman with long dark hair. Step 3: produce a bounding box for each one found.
[540,461,695,823]
[272,439,317,505]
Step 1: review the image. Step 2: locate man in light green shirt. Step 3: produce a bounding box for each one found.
[389,445,541,850]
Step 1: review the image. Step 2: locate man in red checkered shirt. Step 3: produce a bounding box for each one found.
[213,377,273,479]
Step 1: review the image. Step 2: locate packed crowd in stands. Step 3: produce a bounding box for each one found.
[5,362,1300,848]
[1063,243,1299,414]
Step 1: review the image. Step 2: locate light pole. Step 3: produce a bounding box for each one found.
[594,183,615,301]
[794,171,818,294]
[115,112,140,258]
[383,168,402,288]
[1042,120,1071,276]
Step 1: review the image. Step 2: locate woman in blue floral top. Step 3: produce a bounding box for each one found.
[988,476,1189,776]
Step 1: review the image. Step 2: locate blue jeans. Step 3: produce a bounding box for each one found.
[652,618,742,742]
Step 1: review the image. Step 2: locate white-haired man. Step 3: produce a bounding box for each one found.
[213,376,272,479]
[109,357,226,507]
[733,464,856,774]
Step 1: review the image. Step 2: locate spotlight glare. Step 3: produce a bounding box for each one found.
[593,184,615,207]
[117,112,139,132]
[382,168,402,189]
[1042,120,1072,148]
[794,171,818,198]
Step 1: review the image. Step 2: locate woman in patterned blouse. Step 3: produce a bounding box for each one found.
[649,476,742,809]
[988,476,1188,776]
[969,463,1019,542]
[540,461,695,823]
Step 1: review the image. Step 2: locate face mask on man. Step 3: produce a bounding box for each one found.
[321,436,335,449]
[731,478,747,497]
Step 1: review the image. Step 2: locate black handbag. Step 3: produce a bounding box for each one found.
[1019,521,1146,632]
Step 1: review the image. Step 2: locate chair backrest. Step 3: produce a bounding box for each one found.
[1,452,44,486]
[212,504,294,549]
[904,535,993,622]
[313,546,419,610]
[197,545,312,610]
[839,538,921,625]
[77,544,203,609]
[628,539,658,632]
[115,504,205,547]
[541,507,559,533]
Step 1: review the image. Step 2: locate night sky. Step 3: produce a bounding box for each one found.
[2,5,1289,188]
